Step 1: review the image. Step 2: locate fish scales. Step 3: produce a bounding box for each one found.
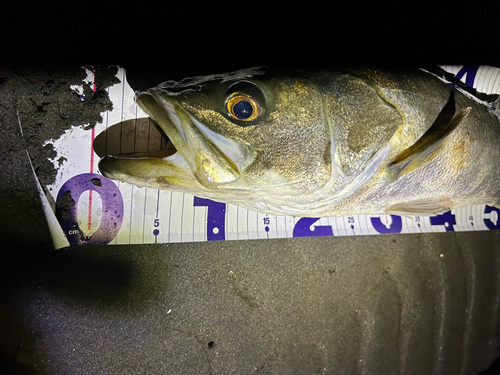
[98,67,500,217]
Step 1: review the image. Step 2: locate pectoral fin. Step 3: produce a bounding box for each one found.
[386,197,453,215]
[388,91,471,180]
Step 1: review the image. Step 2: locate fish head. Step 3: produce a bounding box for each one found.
[99,67,333,208]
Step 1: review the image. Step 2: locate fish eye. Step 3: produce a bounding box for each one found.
[226,93,260,121]
[225,81,264,123]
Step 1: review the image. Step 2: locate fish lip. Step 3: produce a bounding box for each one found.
[98,154,204,193]
[151,94,188,143]
[135,90,191,157]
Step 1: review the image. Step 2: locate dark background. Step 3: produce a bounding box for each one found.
[2,1,500,374]
[2,1,500,77]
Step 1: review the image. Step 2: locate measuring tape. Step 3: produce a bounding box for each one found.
[42,66,500,248]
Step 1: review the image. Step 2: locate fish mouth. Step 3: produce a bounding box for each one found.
[98,90,255,191]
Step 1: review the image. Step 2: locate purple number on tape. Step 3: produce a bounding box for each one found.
[56,173,123,245]
[430,211,456,232]
[371,215,402,234]
[455,66,479,88]
[193,197,226,241]
[293,218,333,237]
[484,205,500,230]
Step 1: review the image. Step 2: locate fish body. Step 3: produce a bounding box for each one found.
[98,67,500,217]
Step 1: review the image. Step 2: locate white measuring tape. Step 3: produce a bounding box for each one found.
[41,66,500,249]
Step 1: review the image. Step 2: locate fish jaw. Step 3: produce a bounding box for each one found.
[98,152,202,190]
[99,89,258,191]
[135,90,255,189]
